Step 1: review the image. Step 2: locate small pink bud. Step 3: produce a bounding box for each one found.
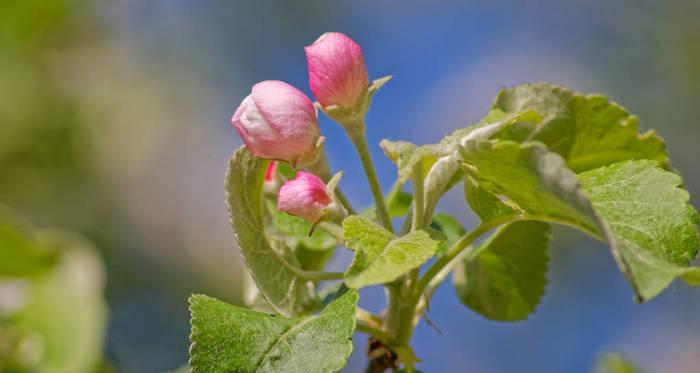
[232,80,320,165]
[305,32,369,109]
[277,172,332,223]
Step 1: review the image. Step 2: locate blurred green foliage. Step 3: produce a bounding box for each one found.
[0,211,107,373]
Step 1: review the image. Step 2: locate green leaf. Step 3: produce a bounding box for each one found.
[343,216,439,288]
[453,221,550,321]
[2,232,107,373]
[463,176,519,223]
[382,110,541,223]
[189,290,358,373]
[460,140,601,235]
[226,147,313,316]
[579,160,699,301]
[460,140,699,301]
[492,83,668,172]
[430,213,466,256]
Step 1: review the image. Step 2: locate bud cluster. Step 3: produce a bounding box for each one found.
[231,32,368,223]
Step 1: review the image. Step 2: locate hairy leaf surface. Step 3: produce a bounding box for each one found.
[460,140,699,301]
[492,83,668,172]
[579,160,700,300]
[226,147,312,316]
[343,216,439,288]
[189,290,357,373]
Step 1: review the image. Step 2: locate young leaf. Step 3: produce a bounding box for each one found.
[343,216,439,288]
[189,290,358,373]
[226,147,313,316]
[579,160,699,300]
[453,221,550,321]
[460,140,700,301]
[381,110,541,184]
[492,83,668,172]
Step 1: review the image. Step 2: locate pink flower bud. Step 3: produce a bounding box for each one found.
[277,172,332,223]
[305,32,369,109]
[232,80,320,166]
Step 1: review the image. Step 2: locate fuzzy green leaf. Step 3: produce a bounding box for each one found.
[579,160,699,300]
[189,290,357,373]
[226,147,312,316]
[460,140,600,234]
[492,83,668,172]
[343,216,439,288]
[454,221,550,321]
[460,140,699,301]
[381,110,541,183]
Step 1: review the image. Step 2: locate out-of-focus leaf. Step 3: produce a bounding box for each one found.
[595,351,643,373]
[0,213,58,277]
[2,231,107,373]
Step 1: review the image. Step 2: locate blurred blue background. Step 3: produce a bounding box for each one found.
[2,0,699,372]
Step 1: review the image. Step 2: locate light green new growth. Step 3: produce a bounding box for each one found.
[343,216,439,288]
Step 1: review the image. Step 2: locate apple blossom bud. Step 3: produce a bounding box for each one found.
[305,32,369,110]
[277,172,332,223]
[232,80,320,166]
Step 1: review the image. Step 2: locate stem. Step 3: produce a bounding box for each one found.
[356,307,383,328]
[415,217,511,298]
[309,152,356,215]
[301,271,345,281]
[335,189,356,215]
[344,120,393,233]
[356,323,393,342]
[410,164,425,231]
